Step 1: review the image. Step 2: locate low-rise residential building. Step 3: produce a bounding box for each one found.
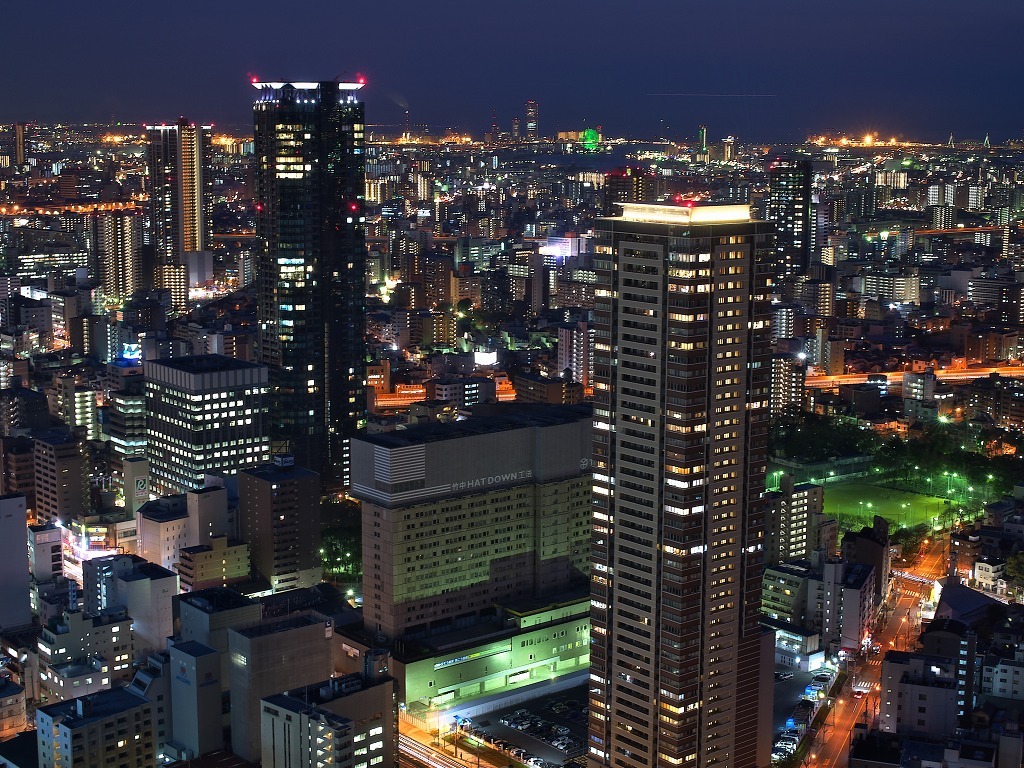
[176,536,250,592]
[38,609,134,703]
[261,668,396,768]
[0,678,26,740]
[879,651,960,739]
[36,688,154,768]
[975,557,1007,595]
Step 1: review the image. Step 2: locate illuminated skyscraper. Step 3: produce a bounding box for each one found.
[253,80,367,486]
[722,135,736,163]
[145,118,213,313]
[525,99,539,140]
[589,202,774,768]
[145,355,270,496]
[698,123,708,153]
[95,210,142,305]
[767,156,812,276]
[13,123,26,167]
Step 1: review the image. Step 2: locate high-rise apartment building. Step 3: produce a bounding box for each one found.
[589,202,774,768]
[525,99,539,140]
[34,430,88,525]
[769,353,806,419]
[94,210,142,306]
[146,118,213,313]
[765,474,832,566]
[237,456,321,593]
[558,320,595,391]
[14,123,27,167]
[145,355,270,496]
[253,80,367,486]
[767,156,812,276]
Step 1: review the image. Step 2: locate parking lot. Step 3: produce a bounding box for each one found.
[771,666,836,762]
[773,667,816,732]
[454,685,589,768]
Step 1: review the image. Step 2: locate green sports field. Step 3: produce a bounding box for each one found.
[822,482,954,532]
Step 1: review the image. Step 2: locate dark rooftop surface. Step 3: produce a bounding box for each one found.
[179,587,259,614]
[233,613,322,639]
[240,462,318,482]
[0,730,37,768]
[120,562,177,582]
[37,687,148,725]
[357,402,592,448]
[173,640,217,658]
[149,354,261,374]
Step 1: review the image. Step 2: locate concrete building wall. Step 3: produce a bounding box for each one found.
[0,495,30,631]
[228,614,333,763]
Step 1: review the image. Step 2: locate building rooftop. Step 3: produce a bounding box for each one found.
[0,730,37,768]
[261,692,353,730]
[233,613,323,640]
[766,560,816,579]
[844,563,874,590]
[612,201,753,226]
[759,615,818,637]
[138,494,187,522]
[37,687,149,727]
[357,402,591,449]
[179,587,259,615]
[119,562,177,583]
[240,460,318,483]
[921,618,969,638]
[271,673,381,709]
[172,640,217,658]
[147,354,262,375]
[165,751,256,768]
[977,555,1006,567]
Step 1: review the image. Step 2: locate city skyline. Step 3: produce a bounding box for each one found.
[5,0,1024,142]
[6,31,1024,765]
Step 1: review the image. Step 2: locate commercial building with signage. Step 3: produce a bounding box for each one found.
[344,404,592,714]
[351,403,592,642]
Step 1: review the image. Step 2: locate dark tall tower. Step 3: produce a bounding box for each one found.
[253,80,367,488]
[767,156,812,276]
[524,100,539,140]
[145,118,213,313]
[589,202,775,768]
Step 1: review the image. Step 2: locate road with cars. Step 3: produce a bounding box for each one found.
[806,537,947,768]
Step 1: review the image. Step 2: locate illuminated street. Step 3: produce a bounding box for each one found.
[809,537,948,768]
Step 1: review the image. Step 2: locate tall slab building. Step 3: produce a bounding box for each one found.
[766,156,812,276]
[588,203,774,768]
[146,118,213,312]
[253,80,367,486]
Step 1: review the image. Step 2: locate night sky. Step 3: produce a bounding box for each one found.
[6,0,1024,143]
